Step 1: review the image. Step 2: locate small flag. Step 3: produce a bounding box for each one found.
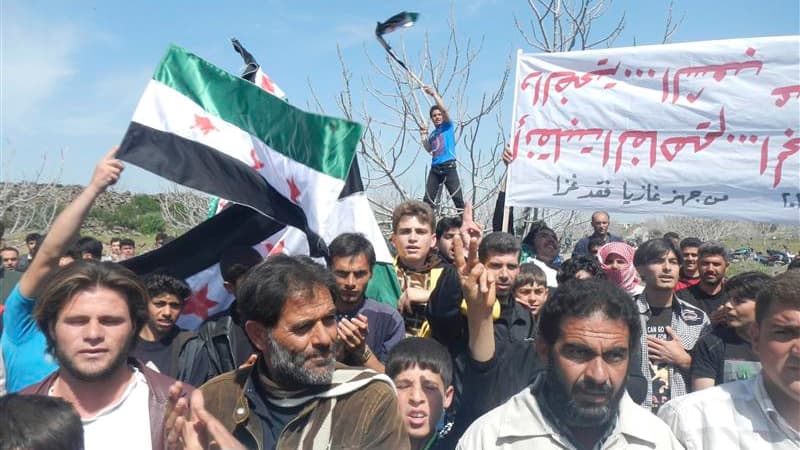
[375,11,419,38]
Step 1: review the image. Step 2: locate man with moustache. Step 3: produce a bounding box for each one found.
[457,278,681,449]
[22,260,193,450]
[198,255,408,449]
[327,233,404,373]
[677,241,730,327]
[427,231,536,356]
[520,224,562,287]
[674,237,702,291]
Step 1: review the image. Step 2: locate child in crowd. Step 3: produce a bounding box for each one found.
[512,262,549,319]
[387,337,455,450]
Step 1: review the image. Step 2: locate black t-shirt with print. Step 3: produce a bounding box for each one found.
[647,306,672,412]
[692,325,759,386]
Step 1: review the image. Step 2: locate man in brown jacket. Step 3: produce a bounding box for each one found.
[199,254,409,450]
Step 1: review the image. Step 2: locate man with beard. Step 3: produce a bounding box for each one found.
[131,273,194,379]
[2,149,121,392]
[660,270,800,448]
[197,255,408,449]
[674,237,702,291]
[633,238,710,412]
[676,241,730,327]
[328,233,404,372]
[22,260,193,450]
[433,212,647,444]
[457,278,680,449]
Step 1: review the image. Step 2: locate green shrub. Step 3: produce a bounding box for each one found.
[90,194,164,233]
[136,212,165,234]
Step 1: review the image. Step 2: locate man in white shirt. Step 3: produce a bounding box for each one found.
[19,149,192,450]
[457,272,682,449]
[659,270,800,449]
[22,259,193,450]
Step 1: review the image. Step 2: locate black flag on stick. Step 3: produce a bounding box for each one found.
[375,11,424,87]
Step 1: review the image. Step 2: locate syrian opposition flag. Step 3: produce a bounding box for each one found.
[117,44,362,256]
[121,204,300,329]
[232,38,287,100]
[227,39,401,306]
[207,38,289,218]
[375,11,419,37]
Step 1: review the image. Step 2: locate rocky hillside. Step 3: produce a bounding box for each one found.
[0,182,178,239]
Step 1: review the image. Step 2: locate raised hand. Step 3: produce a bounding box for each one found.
[89,146,124,194]
[459,202,484,250]
[165,381,190,450]
[502,143,514,165]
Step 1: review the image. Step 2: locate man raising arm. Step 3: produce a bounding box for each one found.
[1,148,123,392]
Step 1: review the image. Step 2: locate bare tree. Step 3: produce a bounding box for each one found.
[514,0,626,53]
[0,149,65,235]
[158,184,210,233]
[311,13,511,225]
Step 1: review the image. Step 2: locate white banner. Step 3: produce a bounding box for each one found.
[507,36,800,224]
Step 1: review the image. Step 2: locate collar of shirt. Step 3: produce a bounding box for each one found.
[496,373,657,448]
[753,373,800,441]
[50,367,143,424]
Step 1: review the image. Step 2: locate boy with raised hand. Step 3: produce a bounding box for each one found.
[388,337,456,450]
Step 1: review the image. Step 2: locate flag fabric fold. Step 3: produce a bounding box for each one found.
[121,43,400,328]
[117,44,361,254]
[375,11,419,38]
[231,37,287,100]
[121,204,289,329]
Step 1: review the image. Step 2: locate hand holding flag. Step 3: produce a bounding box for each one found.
[375,11,424,88]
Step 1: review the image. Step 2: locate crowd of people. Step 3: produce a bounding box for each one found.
[0,92,798,450]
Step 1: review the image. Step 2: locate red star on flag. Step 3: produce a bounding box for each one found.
[250,148,265,169]
[287,178,301,203]
[182,284,216,320]
[260,74,276,94]
[193,114,218,135]
[264,239,286,256]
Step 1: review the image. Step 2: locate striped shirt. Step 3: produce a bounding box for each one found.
[634,291,711,410]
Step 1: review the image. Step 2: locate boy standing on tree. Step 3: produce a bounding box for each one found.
[420,86,464,212]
